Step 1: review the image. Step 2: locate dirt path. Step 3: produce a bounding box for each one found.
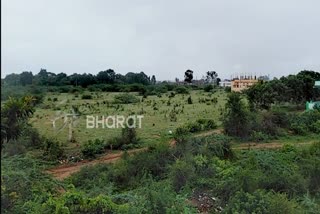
[45,128,313,180]
[45,148,146,180]
[46,129,222,180]
[233,141,315,150]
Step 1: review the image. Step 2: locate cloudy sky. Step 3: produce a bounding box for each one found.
[2,0,320,80]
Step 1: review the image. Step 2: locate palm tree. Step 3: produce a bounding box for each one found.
[1,96,35,148]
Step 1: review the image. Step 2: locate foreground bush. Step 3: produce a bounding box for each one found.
[224,190,303,214]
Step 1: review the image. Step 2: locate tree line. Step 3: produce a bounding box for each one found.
[3,69,157,87]
[245,70,320,109]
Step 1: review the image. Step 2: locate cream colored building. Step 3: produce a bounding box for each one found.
[231,79,259,92]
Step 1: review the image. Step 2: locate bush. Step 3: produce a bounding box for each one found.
[174,86,189,94]
[187,96,192,104]
[81,139,106,158]
[169,160,195,192]
[250,131,270,142]
[290,122,308,135]
[107,126,139,150]
[196,119,217,130]
[42,138,65,161]
[225,190,303,214]
[114,93,139,104]
[81,93,93,99]
[204,84,213,92]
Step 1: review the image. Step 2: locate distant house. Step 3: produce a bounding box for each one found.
[231,76,259,92]
[219,79,231,87]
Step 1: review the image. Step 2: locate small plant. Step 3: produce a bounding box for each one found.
[169,110,177,122]
[81,94,93,99]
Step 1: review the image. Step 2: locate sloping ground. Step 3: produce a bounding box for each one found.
[233,141,315,150]
[45,129,314,180]
[45,148,146,180]
[46,130,222,180]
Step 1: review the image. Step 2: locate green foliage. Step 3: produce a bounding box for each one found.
[81,93,93,99]
[107,126,139,150]
[114,93,139,104]
[289,111,320,135]
[204,84,213,92]
[81,139,106,158]
[187,96,193,104]
[175,86,189,94]
[30,186,129,214]
[174,119,217,139]
[225,190,303,214]
[169,160,195,192]
[250,131,270,142]
[1,156,62,213]
[223,92,251,138]
[43,138,65,161]
[1,96,35,147]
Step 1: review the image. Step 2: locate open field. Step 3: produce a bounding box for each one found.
[30,90,227,154]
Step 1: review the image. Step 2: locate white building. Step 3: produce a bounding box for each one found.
[219,79,231,87]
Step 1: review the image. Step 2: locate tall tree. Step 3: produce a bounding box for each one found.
[4,73,20,85]
[19,71,33,86]
[96,69,116,84]
[151,75,156,85]
[206,71,221,86]
[184,70,193,83]
[223,92,250,137]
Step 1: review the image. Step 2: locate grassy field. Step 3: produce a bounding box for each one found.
[30,90,227,153]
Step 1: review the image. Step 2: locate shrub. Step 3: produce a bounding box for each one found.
[185,122,202,133]
[174,86,189,94]
[196,119,217,130]
[81,93,93,99]
[81,139,106,158]
[290,122,308,135]
[114,93,139,104]
[169,110,177,122]
[250,131,270,142]
[310,120,320,133]
[169,160,195,192]
[205,134,234,159]
[204,84,213,92]
[225,190,303,214]
[187,96,192,104]
[107,125,139,150]
[42,139,65,161]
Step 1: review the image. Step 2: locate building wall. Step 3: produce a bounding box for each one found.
[231,79,259,92]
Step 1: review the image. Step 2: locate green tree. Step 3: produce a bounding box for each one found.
[96,69,116,84]
[223,92,250,137]
[1,96,35,148]
[19,71,33,86]
[151,75,156,85]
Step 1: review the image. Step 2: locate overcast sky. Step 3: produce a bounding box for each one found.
[2,0,320,80]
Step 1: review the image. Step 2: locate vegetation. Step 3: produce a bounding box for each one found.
[1,70,320,213]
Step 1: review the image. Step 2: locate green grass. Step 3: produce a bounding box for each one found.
[30,90,227,154]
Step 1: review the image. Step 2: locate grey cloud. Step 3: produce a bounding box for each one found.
[2,0,320,80]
